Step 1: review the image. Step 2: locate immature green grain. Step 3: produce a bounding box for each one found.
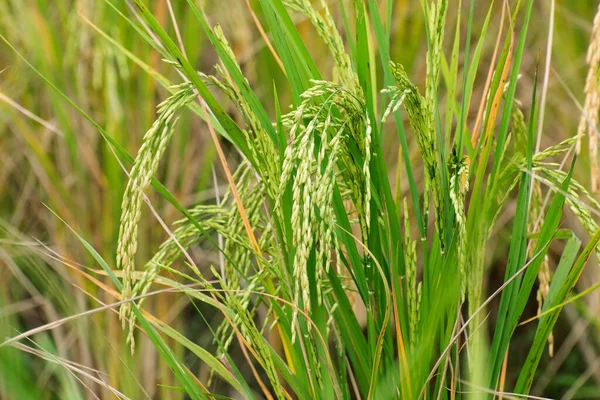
[448,148,469,299]
[404,198,419,346]
[390,62,444,243]
[204,26,280,197]
[541,167,600,262]
[425,0,448,106]
[215,170,278,360]
[315,131,343,280]
[290,111,316,343]
[116,82,196,327]
[363,115,372,230]
[125,165,261,352]
[536,137,577,159]
[211,257,280,387]
[279,80,371,341]
[217,268,266,359]
[426,0,448,241]
[126,205,229,351]
[381,86,408,124]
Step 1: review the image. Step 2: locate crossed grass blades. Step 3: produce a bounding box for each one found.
[4,0,600,398]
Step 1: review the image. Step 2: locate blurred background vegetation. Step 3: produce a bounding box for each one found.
[0,0,599,398]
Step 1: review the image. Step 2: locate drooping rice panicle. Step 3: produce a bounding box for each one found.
[279,80,372,341]
[390,62,445,243]
[11,0,600,397]
[125,205,228,351]
[116,82,196,327]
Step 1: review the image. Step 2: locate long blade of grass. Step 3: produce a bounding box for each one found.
[514,234,581,394]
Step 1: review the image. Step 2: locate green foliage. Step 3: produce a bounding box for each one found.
[2,1,600,399]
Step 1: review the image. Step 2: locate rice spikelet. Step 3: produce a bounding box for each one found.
[116,82,195,330]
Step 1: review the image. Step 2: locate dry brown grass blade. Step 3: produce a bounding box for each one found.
[498,347,509,400]
[11,341,131,400]
[0,292,143,348]
[470,0,507,149]
[78,287,210,394]
[450,331,459,400]
[166,0,187,59]
[479,0,514,151]
[166,0,263,264]
[535,0,556,154]
[243,0,285,73]
[457,379,553,400]
[132,1,261,258]
[0,90,64,137]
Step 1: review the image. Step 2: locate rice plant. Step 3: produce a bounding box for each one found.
[3,0,600,399]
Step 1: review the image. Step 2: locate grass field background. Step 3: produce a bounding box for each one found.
[1,1,600,399]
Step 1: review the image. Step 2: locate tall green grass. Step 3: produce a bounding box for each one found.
[2,0,600,399]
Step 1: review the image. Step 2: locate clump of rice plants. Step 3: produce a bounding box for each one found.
[3,0,600,399]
